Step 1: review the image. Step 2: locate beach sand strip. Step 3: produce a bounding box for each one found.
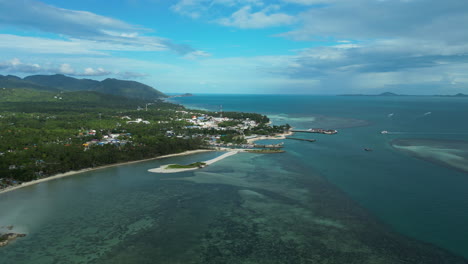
[0,149,213,195]
[148,151,239,174]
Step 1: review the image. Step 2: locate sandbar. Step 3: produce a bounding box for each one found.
[148,151,239,173]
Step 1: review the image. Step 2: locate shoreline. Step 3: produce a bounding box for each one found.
[0,131,292,195]
[0,149,213,195]
[246,130,294,143]
[148,151,239,173]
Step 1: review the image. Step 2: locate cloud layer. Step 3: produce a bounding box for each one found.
[0,58,113,77]
[275,0,468,93]
[217,5,295,28]
[0,0,204,56]
[172,0,296,28]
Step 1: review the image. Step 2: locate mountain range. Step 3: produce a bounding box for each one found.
[0,74,167,100]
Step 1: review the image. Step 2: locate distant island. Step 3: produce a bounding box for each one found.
[169,93,193,98]
[435,93,468,97]
[339,92,468,97]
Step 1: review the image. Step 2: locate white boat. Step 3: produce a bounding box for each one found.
[381,130,389,134]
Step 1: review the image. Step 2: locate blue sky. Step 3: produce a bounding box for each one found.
[1,0,468,94]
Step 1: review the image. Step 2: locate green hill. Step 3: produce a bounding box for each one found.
[0,87,145,105]
[0,87,58,102]
[19,74,167,100]
[24,74,98,92]
[97,78,167,99]
[0,75,59,92]
[0,87,151,114]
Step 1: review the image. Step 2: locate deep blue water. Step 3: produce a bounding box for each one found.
[1,94,467,263]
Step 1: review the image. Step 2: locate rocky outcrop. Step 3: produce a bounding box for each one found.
[0,233,26,247]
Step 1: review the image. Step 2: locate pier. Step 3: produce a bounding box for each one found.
[291,128,338,135]
[253,143,284,148]
[209,142,284,149]
[285,137,316,142]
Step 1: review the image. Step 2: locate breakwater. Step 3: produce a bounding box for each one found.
[285,137,316,142]
[291,128,338,135]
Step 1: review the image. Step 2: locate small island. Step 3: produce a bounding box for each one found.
[0,233,26,247]
[0,226,26,247]
[246,149,285,154]
[149,151,239,173]
[169,93,193,98]
[166,162,206,169]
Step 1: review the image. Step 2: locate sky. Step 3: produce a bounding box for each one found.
[0,0,468,94]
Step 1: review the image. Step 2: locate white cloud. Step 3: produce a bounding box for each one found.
[171,0,265,18]
[0,35,108,55]
[172,0,297,29]
[0,0,142,38]
[0,34,187,57]
[0,58,113,77]
[171,0,206,18]
[184,50,212,60]
[262,0,468,93]
[56,65,112,77]
[281,0,468,42]
[0,58,42,73]
[82,67,111,76]
[0,0,197,55]
[282,0,334,5]
[59,64,75,74]
[217,5,295,28]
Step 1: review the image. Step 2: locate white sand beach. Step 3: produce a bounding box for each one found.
[0,149,213,195]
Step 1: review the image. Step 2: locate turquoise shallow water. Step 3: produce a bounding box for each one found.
[1,95,468,263]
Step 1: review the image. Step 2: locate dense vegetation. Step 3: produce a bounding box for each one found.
[1,74,167,100]
[0,93,202,184]
[0,79,289,187]
[214,112,269,124]
[167,162,206,169]
[0,75,59,92]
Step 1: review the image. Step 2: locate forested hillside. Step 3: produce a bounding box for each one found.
[1,74,167,100]
[0,80,201,185]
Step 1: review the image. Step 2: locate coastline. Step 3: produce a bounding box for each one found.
[148,151,239,173]
[246,130,294,143]
[0,149,213,195]
[0,131,292,195]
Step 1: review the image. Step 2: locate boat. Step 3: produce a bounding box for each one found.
[364,148,373,152]
[381,130,389,134]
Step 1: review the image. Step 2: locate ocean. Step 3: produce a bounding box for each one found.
[1,95,467,263]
